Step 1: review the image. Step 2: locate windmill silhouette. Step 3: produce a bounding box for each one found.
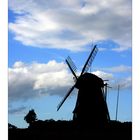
[57,45,110,128]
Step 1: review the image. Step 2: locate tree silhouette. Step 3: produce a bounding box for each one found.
[24,109,37,126]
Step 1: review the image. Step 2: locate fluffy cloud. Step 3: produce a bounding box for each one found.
[9,0,131,51]
[93,70,113,80]
[8,60,74,102]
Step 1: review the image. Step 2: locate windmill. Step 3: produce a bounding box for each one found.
[57,45,110,128]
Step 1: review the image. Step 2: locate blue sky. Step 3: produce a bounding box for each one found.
[8,0,132,128]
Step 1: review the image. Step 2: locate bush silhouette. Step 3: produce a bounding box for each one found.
[24,109,37,126]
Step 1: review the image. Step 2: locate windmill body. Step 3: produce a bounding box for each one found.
[57,45,110,128]
[73,72,109,128]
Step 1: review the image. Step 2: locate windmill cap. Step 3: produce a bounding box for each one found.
[75,72,104,89]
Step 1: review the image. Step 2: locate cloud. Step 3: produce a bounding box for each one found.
[9,0,131,51]
[9,60,74,103]
[93,70,113,80]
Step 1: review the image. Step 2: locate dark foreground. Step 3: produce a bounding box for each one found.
[8,120,132,140]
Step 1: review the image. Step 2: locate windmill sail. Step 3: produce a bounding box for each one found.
[66,56,77,73]
[66,58,78,80]
[81,45,98,75]
[57,85,75,111]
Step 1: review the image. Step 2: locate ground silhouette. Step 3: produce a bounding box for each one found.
[8,119,132,140]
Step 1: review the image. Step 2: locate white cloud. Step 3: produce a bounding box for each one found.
[8,60,74,103]
[93,70,113,80]
[9,0,131,51]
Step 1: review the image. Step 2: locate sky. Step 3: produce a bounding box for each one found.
[8,0,132,128]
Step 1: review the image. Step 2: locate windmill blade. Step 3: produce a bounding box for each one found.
[66,56,77,73]
[57,84,75,111]
[81,45,98,75]
[66,58,78,80]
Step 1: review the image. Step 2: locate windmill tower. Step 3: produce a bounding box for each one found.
[57,45,110,128]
